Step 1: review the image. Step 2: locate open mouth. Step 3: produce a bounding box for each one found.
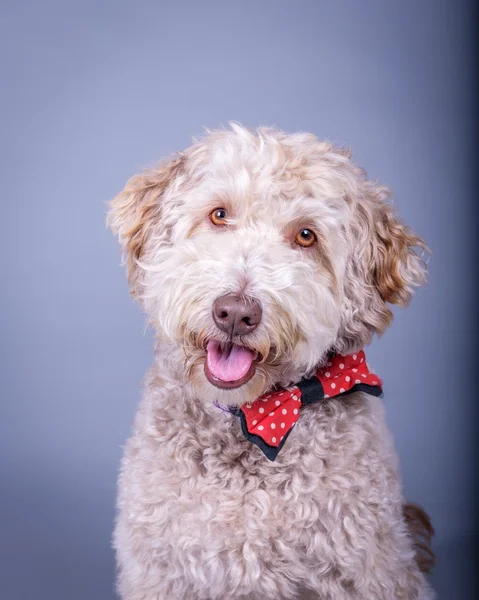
[204,339,258,389]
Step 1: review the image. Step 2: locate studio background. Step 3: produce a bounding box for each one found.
[1,1,477,599]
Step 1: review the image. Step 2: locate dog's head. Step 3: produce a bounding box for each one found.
[108,124,427,405]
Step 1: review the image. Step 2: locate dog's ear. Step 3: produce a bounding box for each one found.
[108,154,184,297]
[336,169,428,352]
[363,184,427,309]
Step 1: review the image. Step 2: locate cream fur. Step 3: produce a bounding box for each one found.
[108,124,434,599]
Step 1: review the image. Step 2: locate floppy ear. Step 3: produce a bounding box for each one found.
[367,191,427,309]
[107,154,184,297]
[336,173,428,353]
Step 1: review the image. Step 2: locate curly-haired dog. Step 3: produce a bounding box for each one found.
[108,124,435,599]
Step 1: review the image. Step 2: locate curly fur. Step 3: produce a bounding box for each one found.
[108,123,434,599]
[403,503,436,575]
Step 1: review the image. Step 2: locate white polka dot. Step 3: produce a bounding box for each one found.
[331,383,336,389]
[259,407,264,413]
[272,437,277,443]
[325,372,330,378]
[271,423,276,429]
[281,422,285,428]
[340,388,345,393]
[266,394,271,399]
[293,408,298,415]
[282,408,287,415]
[269,411,275,417]
[339,363,345,369]
[345,376,350,382]
[327,361,332,367]
[324,394,329,398]
[279,392,284,396]
[362,374,367,378]
[252,420,257,426]
[352,368,358,373]
[360,358,364,363]
[258,425,264,431]
[275,400,281,406]
[373,380,378,385]
[355,379,361,384]
[291,422,296,427]
[246,404,251,409]
[261,398,268,402]
[353,354,357,360]
[280,436,284,441]
[292,394,298,401]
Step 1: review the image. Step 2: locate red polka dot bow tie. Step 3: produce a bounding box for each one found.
[228,350,382,461]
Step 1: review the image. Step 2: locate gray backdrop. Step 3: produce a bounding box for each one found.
[1,1,477,599]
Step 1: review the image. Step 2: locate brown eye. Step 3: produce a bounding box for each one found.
[295,228,316,248]
[210,207,228,226]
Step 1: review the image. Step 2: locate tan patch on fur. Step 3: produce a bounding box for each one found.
[372,208,428,307]
[403,502,435,574]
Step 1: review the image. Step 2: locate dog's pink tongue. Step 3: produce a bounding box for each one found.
[206,340,256,382]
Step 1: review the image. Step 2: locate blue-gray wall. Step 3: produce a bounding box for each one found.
[1,1,476,598]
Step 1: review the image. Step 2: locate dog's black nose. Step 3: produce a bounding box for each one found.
[213,293,262,336]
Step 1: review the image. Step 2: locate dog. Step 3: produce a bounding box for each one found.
[108,123,435,599]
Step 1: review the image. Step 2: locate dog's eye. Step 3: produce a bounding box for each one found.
[210,208,228,226]
[295,228,316,248]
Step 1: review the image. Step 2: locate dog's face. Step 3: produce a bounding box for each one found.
[109,125,426,405]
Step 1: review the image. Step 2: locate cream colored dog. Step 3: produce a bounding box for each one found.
[108,124,435,599]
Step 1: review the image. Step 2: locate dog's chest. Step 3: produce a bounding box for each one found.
[119,393,398,597]
[135,397,377,558]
